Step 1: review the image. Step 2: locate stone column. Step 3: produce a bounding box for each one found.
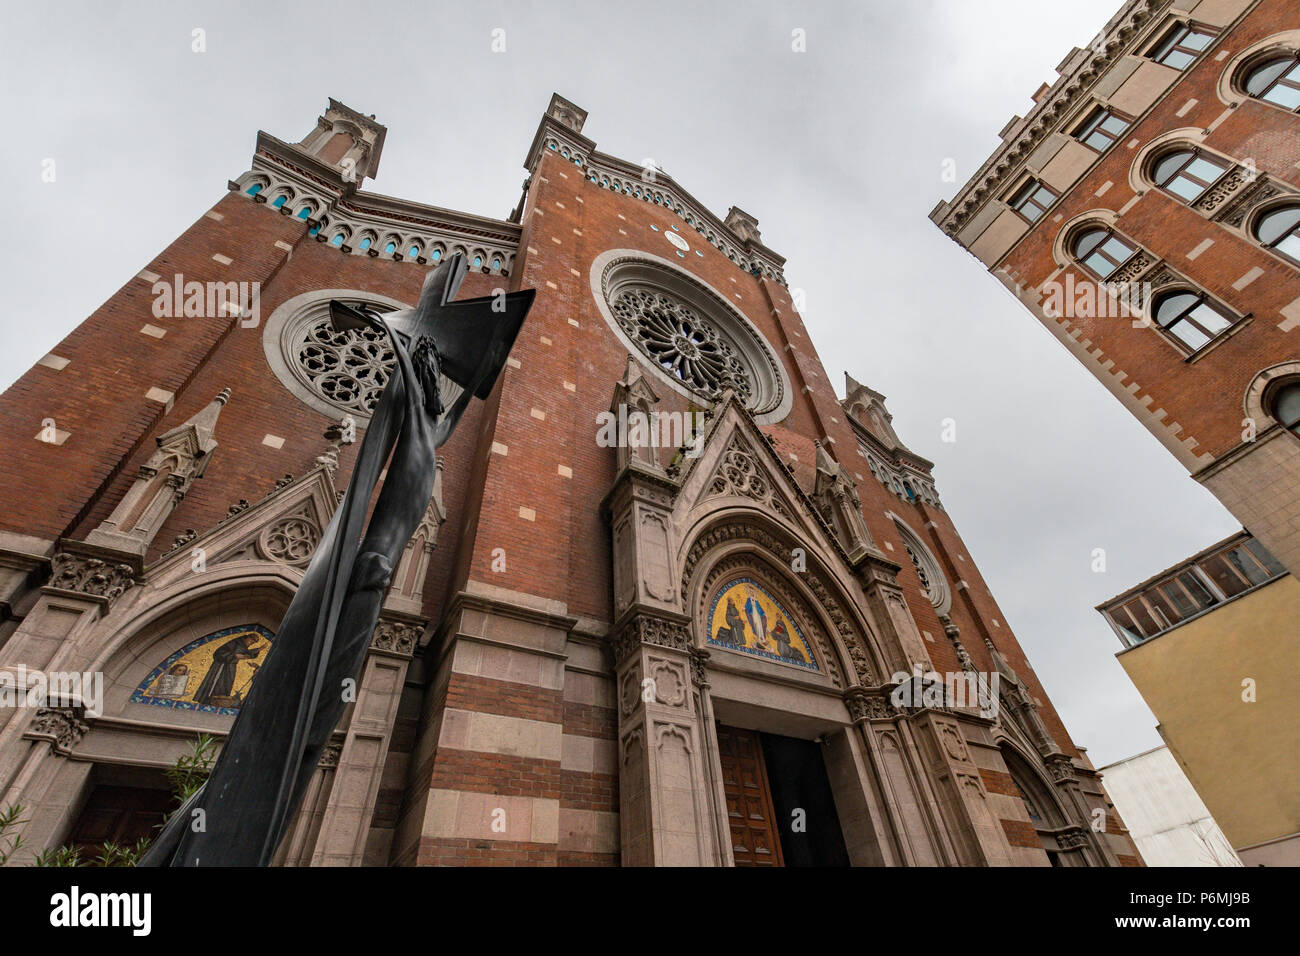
[309,617,419,866]
[613,613,719,866]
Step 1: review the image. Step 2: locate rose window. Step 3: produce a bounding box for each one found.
[294,315,395,415]
[595,255,788,421]
[611,288,753,403]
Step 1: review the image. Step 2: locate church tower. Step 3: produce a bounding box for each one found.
[0,95,1140,866]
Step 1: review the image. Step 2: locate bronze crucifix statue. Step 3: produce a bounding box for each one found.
[142,253,533,866]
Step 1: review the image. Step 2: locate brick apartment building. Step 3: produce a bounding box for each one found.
[932,0,1300,580]
[0,94,1140,866]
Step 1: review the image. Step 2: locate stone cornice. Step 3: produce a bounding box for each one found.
[932,0,1170,236]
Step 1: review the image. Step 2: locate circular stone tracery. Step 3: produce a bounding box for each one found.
[295,316,395,415]
[594,253,789,420]
[610,287,754,404]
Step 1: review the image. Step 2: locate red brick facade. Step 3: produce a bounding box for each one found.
[0,94,1141,867]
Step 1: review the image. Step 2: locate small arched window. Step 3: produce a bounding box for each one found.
[384,241,396,255]
[1271,381,1300,437]
[331,233,345,247]
[1254,204,1300,265]
[408,244,420,258]
[1151,148,1231,203]
[297,207,311,220]
[359,237,372,252]
[1243,54,1300,111]
[272,195,287,209]
[246,182,263,196]
[1151,289,1234,352]
[1073,228,1137,280]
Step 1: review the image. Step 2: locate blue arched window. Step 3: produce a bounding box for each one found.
[359,237,372,251]
[246,183,263,196]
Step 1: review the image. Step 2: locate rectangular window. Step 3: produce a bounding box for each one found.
[1008,179,1058,223]
[1150,23,1217,70]
[1074,107,1129,152]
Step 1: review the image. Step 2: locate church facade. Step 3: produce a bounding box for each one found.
[0,96,1140,866]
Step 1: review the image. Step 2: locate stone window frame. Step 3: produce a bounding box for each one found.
[1142,18,1219,72]
[589,249,793,425]
[1246,362,1300,443]
[1068,223,1141,281]
[1247,198,1300,269]
[1069,103,1132,154]
[1143,143,1237,207]
[1147,285,1243,357]
[1004,174,1059,226]
[887,513,951,617]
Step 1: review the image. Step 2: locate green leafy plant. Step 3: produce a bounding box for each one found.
[0,803,28,866]
[32,845,81,867]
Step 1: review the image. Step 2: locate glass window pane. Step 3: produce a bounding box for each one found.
[1034,187,1055,206]
[1167,175,1205,202]
[1084,130,1111,151]
[1101,115,1129,135]
[1277,233,1300,262]
[1190,301,1232,334]
[1224,545,1270,586]
[1074,229,1107,258]
[1163,49,1195,70]
[1145,588,1182,627]
[1256,206,1300,245]
[1274,383,1300,428]
[1160,581,1198,619]
[1243,538,1285,577]
[1021,203,1043,222]
[1264,85,1300,110]
[1184,30,1213,51]
[1123,599,1160,637]
[1247,58,1291,95]
[1186,156,1227,182]
[1156,292,1198,324]
[1101,236,1134,261]
[1169,319,1211,351]
[1177,571,1217,609]
[1154,151,1193,184]
[1084,252,1115,277]
[1200,555,1248,597]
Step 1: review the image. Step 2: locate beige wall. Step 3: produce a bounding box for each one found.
[1118,574,1300,857]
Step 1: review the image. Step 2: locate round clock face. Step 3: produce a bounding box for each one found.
[664,230,690,252]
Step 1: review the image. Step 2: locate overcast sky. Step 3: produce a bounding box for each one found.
[0,0,1242,767]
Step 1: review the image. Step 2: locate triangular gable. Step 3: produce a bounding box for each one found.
[145,466,338,587]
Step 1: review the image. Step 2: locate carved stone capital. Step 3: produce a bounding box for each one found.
[47,546,138,604]
[317,742,343,769]
[844,687,896,723]
[612,613,692,667]
[371,618,422,657]
[26,707,90,755]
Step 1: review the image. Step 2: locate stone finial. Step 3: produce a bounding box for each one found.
[545,93,588,134]
[724,206,762,245]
